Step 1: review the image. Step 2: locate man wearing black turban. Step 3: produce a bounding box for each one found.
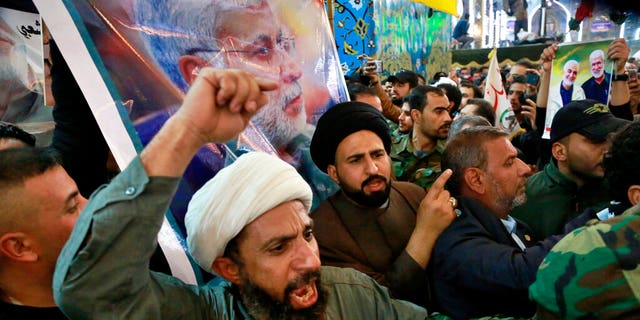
[309,101,457,308]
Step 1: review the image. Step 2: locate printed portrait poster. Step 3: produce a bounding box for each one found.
[0,6,53,145]
[542,39,614,139]
[36,0,347,282]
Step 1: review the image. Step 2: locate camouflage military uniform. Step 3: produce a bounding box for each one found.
[529,203,640,318]
[386,118,399,134]
[390,134,445,190]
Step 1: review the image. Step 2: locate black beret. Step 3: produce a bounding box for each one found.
[310,101,391,173]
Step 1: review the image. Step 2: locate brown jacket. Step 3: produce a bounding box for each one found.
[311,181,429,307]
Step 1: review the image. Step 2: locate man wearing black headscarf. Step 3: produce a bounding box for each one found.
[309,102,457,308]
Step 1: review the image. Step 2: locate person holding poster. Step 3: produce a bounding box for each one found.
[581,49,611,104]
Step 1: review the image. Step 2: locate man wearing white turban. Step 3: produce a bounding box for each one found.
[51,68,429,319]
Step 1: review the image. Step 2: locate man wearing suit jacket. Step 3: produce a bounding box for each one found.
[309,102,457,308]
[430,126,593,320]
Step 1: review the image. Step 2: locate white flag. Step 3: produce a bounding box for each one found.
[483,48,520,136]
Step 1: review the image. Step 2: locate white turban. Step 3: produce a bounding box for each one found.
[185,152,313,272]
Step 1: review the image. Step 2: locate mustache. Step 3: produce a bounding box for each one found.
[284,270,321,296]
[361,174,388,189]
[279,81,303,110]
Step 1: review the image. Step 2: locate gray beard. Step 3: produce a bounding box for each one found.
[252,83,307,149]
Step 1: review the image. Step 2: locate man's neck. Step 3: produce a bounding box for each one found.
[594,74,605,84]
[557,161,587,188]
[411,129,437,152]
[0,269,56,307]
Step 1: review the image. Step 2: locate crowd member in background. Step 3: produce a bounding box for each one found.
[511,100,629,238]
[396,100,414,136]
[348,83,382,112]
[507,75,541,165]
[391,86,451,189]
[448,115,491,139]
[431,126,593,320]
[471,69,483,86]
[452,14,473,49]
[503,0,528,41]
[0,122,36,150]
[454,98,495,126]
[530,121,640,319]
[309,102,456,307]
[459,80,482,108]
[437,83,462,117]
[362,64,419,122]
[347,83,401,134]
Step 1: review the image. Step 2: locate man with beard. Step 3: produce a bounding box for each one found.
[391,86,452,189]
[309,102,457,307]
[581,49,610,104]
[134,0,337,211]
[52,69,428,319]
[430,126,594,319]
[511,100,630,238]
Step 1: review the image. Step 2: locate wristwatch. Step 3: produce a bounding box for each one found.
[612,73,629,81]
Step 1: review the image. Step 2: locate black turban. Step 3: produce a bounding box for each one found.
[310,101,391,173]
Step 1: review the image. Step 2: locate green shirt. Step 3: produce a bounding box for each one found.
[53,157,428,319]
[530,204,640,318]
[390,134,445,190]
[511,161,609,238]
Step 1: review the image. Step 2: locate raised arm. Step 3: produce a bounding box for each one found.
[53,69,278,319]
[536,43,558,110]
[141,68,278,176]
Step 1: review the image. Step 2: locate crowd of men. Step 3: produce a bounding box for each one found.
[2,1,640,318]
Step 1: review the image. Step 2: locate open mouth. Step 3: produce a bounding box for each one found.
[364,177,387,193]
[289,281,318,309]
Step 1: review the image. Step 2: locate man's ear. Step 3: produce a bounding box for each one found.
[551,142,567,162]
[628,185,640,206]
[327,164,339,185]
[0,233,38,262]
[212,257,241,285]
[410,109,421,122]
[178,55,210,85]
[463,167,485,195]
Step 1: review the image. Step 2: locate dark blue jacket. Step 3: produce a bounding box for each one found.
[429,196,591,319]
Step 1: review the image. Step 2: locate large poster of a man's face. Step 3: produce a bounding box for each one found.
[542,39,613,139]
[43,0,346,232]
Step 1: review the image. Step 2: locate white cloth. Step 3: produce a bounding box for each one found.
[185,152,313,272]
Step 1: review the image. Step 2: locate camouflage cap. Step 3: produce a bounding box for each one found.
[529,204,640,319]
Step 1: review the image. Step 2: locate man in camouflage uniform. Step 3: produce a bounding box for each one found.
[530,120,640,319]
[391,85,451,189]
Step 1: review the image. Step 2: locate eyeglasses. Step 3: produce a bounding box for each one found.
[185,33,296,67]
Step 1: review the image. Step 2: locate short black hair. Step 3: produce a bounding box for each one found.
[406,85,445,113]
[465,98,496,125]
[459,80,483,99]
[604,122,639,207]
[437,83,462,113]
[0,147,60,188]
[0,123,36,147]
[348,83,378,101]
